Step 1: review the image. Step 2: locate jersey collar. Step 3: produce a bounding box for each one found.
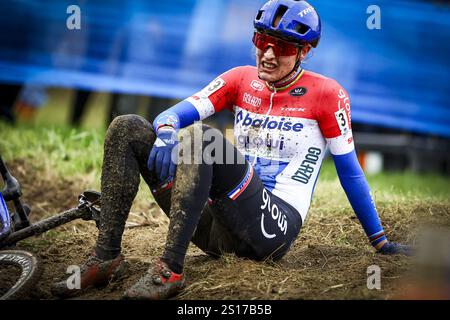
[266,68,305,92]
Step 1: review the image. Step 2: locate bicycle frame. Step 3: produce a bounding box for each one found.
[0,193,11,240]
[0,155,102,300]
[0,154,101,249]
[0,154,30,238]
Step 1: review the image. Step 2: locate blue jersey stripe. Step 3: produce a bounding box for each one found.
[246,155,289,192]
[153,100,200,131]
[333,150,386,246]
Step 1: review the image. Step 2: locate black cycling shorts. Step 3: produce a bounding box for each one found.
[152,125,303,261]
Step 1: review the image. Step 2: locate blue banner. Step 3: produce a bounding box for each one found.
[0,0,449,137]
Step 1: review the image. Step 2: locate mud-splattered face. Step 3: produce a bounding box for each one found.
[256,45,311,83]
[256,46,297,83]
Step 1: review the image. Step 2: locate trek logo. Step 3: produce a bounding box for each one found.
[290,87,308,97]
[260,189,287,239]
[251,80,264,92]
[298,7,314,18]
[235,110,304,132]
[281,107,305,112]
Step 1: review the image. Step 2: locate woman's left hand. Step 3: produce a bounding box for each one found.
[378,242,414,256]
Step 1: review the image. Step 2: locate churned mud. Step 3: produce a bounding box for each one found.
[0,265,22,297]
[1,160,449,300]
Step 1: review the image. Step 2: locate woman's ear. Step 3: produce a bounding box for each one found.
[300,45,312,60]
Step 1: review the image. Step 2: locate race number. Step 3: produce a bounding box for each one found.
[334,108,350,136]
[199,78,226,98]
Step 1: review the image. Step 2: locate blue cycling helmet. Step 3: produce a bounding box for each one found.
[254,0,321,48]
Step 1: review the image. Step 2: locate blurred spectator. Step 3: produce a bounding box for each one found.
[70,89,92,126]
[14,84,48,121]
[394,227,450,299]
[0,84,21,123]
[145,96,173,123]
[107,94,172,127]
[107,93,139,126]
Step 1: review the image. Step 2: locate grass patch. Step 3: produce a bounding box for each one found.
[0,121,105,179]
[318,159,450,201]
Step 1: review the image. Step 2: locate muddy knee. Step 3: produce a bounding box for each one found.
[106,114,155,145]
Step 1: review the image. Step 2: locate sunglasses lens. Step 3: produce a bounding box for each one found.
[253,32,298,56]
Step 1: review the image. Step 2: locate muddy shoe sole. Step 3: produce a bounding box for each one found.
[122,281,185,300]
[122,271,185,300]
[51,259,130,299]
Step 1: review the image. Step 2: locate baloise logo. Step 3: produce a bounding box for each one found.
[235,110,303,132]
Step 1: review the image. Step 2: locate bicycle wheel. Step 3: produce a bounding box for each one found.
[0,250,40,300]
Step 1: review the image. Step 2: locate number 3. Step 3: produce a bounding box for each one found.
[208,79,221,92]
[339,113,346,127]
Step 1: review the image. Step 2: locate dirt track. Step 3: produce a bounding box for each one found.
[2,160,449,300]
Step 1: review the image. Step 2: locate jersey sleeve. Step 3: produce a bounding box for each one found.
[317,79,355,156]
[318,79,387,248]
[153,67,244,132]
[185,66,244,120]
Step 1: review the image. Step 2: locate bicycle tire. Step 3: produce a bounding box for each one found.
[0,250,40,300]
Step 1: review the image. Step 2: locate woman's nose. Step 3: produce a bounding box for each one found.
[263,46,276,59]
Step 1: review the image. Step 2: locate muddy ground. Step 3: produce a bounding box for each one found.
[1,160,449,300]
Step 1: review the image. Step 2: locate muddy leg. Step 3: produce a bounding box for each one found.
[95,114,157,260]
[160,123,250,273]
[160,124,213,274]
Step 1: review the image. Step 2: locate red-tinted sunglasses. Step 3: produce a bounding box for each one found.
[252,32,300,56]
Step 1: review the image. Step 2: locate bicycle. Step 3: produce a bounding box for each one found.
[0,154,101,300]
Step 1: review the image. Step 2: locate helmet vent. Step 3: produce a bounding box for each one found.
[256,10,264,21]
[272,5,288,28]
[295,22,310,35]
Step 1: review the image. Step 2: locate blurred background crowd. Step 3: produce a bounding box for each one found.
[0,0,449,174]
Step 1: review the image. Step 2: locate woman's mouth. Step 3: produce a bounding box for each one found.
[261,61,277,71]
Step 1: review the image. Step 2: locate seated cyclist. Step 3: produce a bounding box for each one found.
[52,0,411,300]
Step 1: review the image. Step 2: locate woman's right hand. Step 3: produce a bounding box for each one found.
[148,128,178,182]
